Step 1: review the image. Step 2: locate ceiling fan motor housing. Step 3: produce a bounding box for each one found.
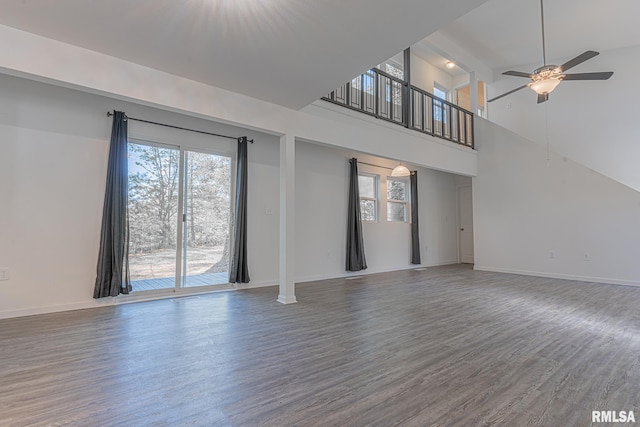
[532,65,563,81]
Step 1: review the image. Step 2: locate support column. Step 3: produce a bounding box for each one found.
[469,71,478,116]
[278,133,297,304]
[403,47,411,128]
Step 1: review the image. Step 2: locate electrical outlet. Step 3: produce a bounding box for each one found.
[584,253,590,261]
[265,208,273,215]
[0,268,9,281]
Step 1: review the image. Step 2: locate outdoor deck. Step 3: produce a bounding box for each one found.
[131,272,229,291]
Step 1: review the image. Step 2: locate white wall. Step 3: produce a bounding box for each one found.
[473,118,640,286]
[0,24,477,179]
[411,53,454,94]
[0,74,280,318]
[487,44,640,192]
[419,32,493,84]
[295,142,459,282]
[452,74,470,89]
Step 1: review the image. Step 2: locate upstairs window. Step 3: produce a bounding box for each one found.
[434,85,449,100]
[377,58,405,117]
[434,84,449,124]
[376,56,405,80]
[383,61,404,80]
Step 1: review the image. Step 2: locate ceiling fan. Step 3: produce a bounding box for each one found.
[488,0,613,104]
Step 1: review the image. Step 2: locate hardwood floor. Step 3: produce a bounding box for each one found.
[1,265,639,426]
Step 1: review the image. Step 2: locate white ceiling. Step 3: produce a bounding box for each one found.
[437,0,640,75]
[2,0,635,108]
[411,44,468,78]
[0,0,487,109]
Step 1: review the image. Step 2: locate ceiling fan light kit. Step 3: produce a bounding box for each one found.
[529,78,561,95]
[528,69,562,95]
[488,0,613,104]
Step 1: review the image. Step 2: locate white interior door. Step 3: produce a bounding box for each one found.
[458,185,474,264]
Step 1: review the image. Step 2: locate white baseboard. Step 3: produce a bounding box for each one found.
[233,281,279,289]
[0,300,108,320]
[277,295,298,304]
[473,265,640,288]
[233,280,278,290]
[295,261,459,284]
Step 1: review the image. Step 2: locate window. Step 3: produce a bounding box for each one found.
[434,83,449,124]
[351,69,375,96]
[383,61,404,79]
[434,84,449,101]
[375,58,404,122]
[358,174,378,222]
[376,57,405,79]
[387,178,408,222]
[382,60,404,107]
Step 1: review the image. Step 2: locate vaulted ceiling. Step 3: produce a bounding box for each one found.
[1,0,637,109]
[0,0,487,109]
[436,0,640,77]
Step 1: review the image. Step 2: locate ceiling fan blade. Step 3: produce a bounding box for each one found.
[487,84,529,102]
[537,93,549,104]
[562,72,613,81]
[559,50,599,72]
[503,71,533,78]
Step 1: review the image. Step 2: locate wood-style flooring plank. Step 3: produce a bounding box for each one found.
[1,265,639,426]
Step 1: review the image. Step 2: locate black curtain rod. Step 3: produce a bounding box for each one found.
[358,160,416,174]
[357,161,393,170]
[106,111,253,143]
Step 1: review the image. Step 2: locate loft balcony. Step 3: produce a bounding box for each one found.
[322,66,474,149]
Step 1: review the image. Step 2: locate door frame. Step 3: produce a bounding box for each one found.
[127,137,236,295]
[456,183,474,264]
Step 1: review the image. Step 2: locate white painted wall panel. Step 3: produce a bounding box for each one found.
[410,53,454,94]
[294,142,459,282]
[474,118,640,286]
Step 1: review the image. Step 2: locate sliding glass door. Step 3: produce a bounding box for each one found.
[127,142,233,292]
[127,143,179,291]
[181,150,232,288]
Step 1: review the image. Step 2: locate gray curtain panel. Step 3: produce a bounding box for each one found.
[346,158,367,271]
[229,136,250,283]
[410,171,421,264]
[94,111,131,298]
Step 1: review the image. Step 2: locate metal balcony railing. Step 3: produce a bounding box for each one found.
[322,68,474,148]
